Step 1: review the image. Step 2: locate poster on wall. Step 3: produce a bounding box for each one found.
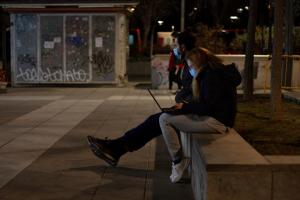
[14,14,38,83]
[91,15,116,82]
[65,16,90,82]
[40,16,64,82]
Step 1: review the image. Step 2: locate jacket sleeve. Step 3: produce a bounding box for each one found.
[180,71,223,115]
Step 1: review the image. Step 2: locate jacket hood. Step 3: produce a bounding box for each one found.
[207,63,242,87]
[219,63,242,87]
[198,62,242,87]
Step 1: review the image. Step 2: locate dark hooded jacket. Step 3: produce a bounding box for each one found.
[180,63,242,127]
[175,61,193,103]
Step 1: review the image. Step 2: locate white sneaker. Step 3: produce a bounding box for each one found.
[170,158,190,183]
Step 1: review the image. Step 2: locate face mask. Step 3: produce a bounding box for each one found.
[173,48,180,58]
[189,67,198,78]
[187,59,198,78]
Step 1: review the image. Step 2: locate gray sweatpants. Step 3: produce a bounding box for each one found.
[159,113,228,161]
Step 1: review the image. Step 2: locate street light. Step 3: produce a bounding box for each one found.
[237,8,243,13]
[230,16,239,20]
[127,7,135,13]
[158,20,164,26]
[245,6,249,10]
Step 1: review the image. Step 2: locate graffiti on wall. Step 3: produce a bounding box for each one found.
[65,16,89,81]
[16,67,88,82]
[40,16,64,82]
[17,54,36,68]
[15,14,37,34]
[151,57,169,89]
[13,14,118,83]
[90,51,114,78]
[91,16,115,81]
[15,14,38,82]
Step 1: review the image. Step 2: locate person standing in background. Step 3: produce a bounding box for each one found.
[174,31,195,103]
[168,32,183,91]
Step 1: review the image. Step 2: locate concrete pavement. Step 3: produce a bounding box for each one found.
[0,87,193,200]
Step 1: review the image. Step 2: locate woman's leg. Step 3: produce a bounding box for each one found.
[159,113,226,161]
[159,113,182,162]
[159,113,227,183]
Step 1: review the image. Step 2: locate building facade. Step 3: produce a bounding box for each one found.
[0,0,138,85]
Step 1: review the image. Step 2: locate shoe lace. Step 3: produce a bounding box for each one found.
[171,163,179,174]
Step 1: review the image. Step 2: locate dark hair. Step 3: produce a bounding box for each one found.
[171,31,179,38]
[186,47,223,101]
[177,31,196,51]
[186,47,223,69]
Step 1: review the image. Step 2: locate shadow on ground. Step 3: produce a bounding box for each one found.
[152,137,194,200]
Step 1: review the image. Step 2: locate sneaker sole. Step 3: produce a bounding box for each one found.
[87,137,118,167]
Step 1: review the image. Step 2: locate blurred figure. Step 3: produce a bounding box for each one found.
[174,31,195,103]
[168,32,183,90]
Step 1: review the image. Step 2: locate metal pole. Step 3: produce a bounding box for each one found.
[181,0,185,32]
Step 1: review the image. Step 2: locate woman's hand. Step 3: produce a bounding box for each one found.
[175,103,184,109]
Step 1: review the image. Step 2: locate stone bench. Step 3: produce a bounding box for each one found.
[180,129,300,200]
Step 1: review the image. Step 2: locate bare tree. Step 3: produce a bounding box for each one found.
[209,0,230,25]
[134,0,179,50]
[270,0,284,120]
[243,0,258,100]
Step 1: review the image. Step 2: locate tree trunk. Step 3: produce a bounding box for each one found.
[142,22,151,51]
[271,0,284,121]
[284,0,294,87]
[243,0,258,100]
[268,2,273,53]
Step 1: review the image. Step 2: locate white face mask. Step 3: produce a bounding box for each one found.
[173,47,180,58]
[189,68,198,78]
[187,60,198,78]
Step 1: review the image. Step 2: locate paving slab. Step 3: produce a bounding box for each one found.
[0,99,103,189]
[0,87,194,200]
[0,100,51,125]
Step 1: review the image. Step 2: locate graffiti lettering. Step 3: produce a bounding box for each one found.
[16,68,88,82]
[91,51,114,77]
[151,58,169,88]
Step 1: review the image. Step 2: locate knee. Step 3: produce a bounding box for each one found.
[147,112,162,122]
[159,113,171,125]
